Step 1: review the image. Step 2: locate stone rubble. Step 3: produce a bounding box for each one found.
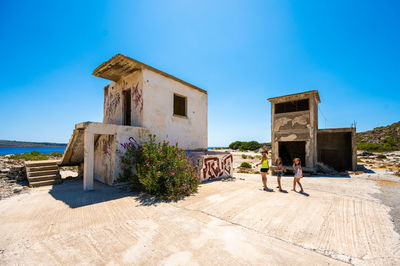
[0,158,29,200]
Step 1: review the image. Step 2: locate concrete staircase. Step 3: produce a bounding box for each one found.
[25,160,63,187]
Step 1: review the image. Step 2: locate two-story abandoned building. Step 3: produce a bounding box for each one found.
[268,90,357,172]
[60,54,232,190]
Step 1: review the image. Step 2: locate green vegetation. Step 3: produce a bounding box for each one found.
[118,134,200,201]
[229,141,263,151]
[0,140,67,147]
[357,121,400,152]
[6,151,63,161]
[241,154,247,159]
[357,141,398,152]
[239,162,252,168]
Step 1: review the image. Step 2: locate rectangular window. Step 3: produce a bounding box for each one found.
[275,99,309,114]
[173,94,187,117]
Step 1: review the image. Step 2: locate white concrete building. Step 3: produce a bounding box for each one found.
[60,54,232,190]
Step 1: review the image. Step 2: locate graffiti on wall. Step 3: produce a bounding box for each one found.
[131,82,143,112]
[200,154,233,181]
[102,138,111,156]
[105,91,120,119]
[120,136,139,149]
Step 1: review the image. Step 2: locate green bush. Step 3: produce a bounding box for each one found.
[229,141,242,150]
[7,151,63,161]
[241,154,247,159]
[49,152,63,157]
[239,162,252,168]
[118,134,200,201]
[357,143,395,152]
[229,141,262,151]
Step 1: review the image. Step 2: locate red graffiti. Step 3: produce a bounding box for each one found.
[120,137,139,149]
[203,157,223,179]
[105,92,120,118]
[202,154,233,180]
[102,139,111,156]
[222,154,233,173]
[131,82,143,112]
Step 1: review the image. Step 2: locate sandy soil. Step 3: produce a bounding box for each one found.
[1,168,399,265]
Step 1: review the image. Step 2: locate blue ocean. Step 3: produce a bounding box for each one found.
[0,147,66,155]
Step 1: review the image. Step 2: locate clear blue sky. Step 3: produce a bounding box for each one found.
[0,0,399,147]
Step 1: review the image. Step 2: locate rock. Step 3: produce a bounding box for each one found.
[0,168,10,173]
[13,187,22,193]
[358,151,375,157]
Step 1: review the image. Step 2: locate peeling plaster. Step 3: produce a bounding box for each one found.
[279,134,298,141]
[292,115,308,126]
[274,117,291,131]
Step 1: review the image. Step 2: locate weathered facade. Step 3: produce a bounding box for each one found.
[268,91,357,172]
[60,54,231,190]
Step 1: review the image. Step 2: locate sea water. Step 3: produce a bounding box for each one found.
[0,147,66,155]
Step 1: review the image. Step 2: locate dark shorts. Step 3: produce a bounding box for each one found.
[277,172,283,177]
[260,168,269,173]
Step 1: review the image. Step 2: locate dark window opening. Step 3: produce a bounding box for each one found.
[275,99,309,114]
[123,89,131,126]
[173,94,186,117]
[278,141,306,166]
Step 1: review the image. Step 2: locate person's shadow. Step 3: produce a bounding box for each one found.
[297,191,310,197]
[279,189,288,193]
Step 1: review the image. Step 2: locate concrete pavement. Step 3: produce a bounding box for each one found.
[0,173,399,265]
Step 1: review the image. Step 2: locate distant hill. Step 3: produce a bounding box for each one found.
[357,121,400,151]
[0,140,67,147]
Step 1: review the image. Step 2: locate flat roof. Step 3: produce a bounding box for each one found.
[92,54,207,94]
[268,90,321,104]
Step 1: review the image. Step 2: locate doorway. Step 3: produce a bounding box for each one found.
[123,89,131,126]
[278,141,306,166]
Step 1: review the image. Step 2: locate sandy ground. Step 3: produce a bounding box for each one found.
[1,169,400,265]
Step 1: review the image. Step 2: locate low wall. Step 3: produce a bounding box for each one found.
[188,151,233,182]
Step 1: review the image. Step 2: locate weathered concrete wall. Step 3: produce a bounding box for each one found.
[196,153,233,181]
[269,92,319,169]
[71,122,150,190]
[102,69,207,151]
[142,69,208,151]
[94,135,115,185]
[63,121,227,190]
[103,71,143,126]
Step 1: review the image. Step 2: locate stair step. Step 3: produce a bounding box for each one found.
[28,169,59,177]
[28,174,60,183]
[29,179,62,187]
[27,165,58,172]
[25,160,60,167]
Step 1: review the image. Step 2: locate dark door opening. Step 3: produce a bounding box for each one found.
[317,132,352,171]
[123,89,131,126]
[278,141,306,166]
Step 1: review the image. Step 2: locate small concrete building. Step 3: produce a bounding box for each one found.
[60,54,232,190]
[268,90,356,172]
